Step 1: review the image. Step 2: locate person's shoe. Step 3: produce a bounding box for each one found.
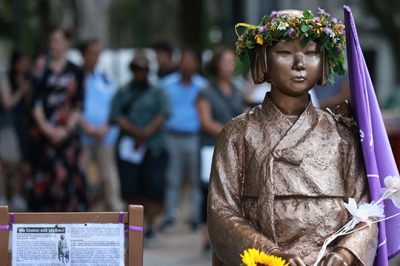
[144,227,156,248]
[202,242,212,259]
[0,196,7,206]
[160,219,176,233]
[11,195,27,211]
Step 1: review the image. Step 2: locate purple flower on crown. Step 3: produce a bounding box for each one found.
[339,25,345,36]
[318,7,330,18]
[315,16,321,23]
[288,28,296,37]
[270,10,278,18]
[323,27,333,36]
[338,20,343,24]
[335,45,341,52]
[259,25,268,33]
[330,17,338,24]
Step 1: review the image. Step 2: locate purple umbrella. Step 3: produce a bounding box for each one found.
[344,5,400,265]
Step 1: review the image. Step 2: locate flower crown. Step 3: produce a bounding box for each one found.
[233,8,346,84]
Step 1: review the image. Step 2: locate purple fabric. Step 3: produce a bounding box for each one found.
[8,212,14,231]
[118,212,124,224]
[128,225,143,232]
[124,223,128,237]
[0,225,9,230]
[344,6,400,264]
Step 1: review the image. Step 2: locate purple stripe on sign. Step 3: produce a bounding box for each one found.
[118,212,124,223]
[0,225,9,230]
[128,225,144,232]
[10,212,14,225]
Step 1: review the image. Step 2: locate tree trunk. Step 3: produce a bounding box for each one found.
[179,0,204,50]
[36,0,51,42]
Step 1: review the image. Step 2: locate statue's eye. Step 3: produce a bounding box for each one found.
[305,51,320,56]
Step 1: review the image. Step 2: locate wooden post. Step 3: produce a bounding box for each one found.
[212,250,224,266]
[128,205,144,266]
[0,205,9,266]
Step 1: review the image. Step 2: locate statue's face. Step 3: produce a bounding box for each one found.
[267,39,321,97]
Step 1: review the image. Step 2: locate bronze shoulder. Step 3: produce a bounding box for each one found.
[329,101,358,131]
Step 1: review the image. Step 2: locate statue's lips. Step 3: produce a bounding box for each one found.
[292,76,306,82]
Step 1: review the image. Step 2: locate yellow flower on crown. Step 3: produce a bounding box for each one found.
[240,248,289,266]
[333,24,345,35]
[255,34,264,45]
[315,22,323,34]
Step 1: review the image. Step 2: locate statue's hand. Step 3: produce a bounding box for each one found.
[317,248,354,266]
[270,250,306,266]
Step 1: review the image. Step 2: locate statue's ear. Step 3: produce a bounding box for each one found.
[317,49,329,86]
[251,44,270,84]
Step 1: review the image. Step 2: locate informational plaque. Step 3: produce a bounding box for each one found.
[12,223,124,265]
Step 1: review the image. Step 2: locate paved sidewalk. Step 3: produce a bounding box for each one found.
[143,192,211,266]
[144,226,211,266]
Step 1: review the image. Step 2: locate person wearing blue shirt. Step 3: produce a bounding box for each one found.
[79,39,124,211]
[161,48,208,232]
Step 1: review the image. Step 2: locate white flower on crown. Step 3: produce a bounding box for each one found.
[277,22,289,31]
[271,20,279,27]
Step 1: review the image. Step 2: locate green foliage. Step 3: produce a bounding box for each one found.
[246,40,254,49]
[0,0,67,55]
[303,10,315,19]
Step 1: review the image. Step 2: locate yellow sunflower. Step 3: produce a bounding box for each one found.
[240,248,289,266]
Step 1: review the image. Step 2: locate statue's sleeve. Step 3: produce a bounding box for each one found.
[336,126,379,266]
[208,121,278,265]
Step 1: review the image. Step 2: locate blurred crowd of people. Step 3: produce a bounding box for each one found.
[0,26,350,256]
